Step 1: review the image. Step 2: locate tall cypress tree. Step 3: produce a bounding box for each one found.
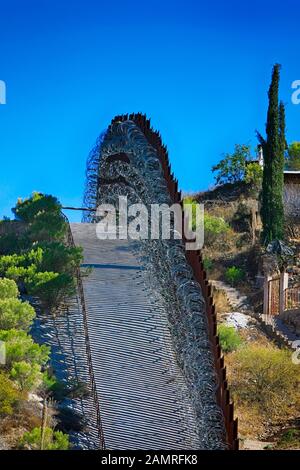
[257,64,285,244]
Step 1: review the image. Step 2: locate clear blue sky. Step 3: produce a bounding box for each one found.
[0,0,299,221]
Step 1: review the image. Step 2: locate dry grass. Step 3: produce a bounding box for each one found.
[0,399,42,449]
[218,313,300,446]
[213,288,232,314]
[238,324,271,345]
[234,403,266,439]
[205,203,237,223]
[225,342,300,442]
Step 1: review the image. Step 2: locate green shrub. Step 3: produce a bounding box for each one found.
[10,361,42,391]
[218,324,243,353]
[276,428,300,449]
[26,248,44,266]
[38,242,83,275]
[0,372,20,415]
[43,374,89,400]
[0,329,50,367]
[203,257,213,273]
[19,426,70,450]
[25,271,76,309]
[12,193,67,243]
[42,373,71,400]
[5,265,35,283]
[0,250,43,280]
[13,193,62,223]
[286,142,300,171]
[0,254,25,276]
[225,266,245,286]
[42,370,57,390]
[1,257,75,312]
[2,194,79,312]
[227,344,300,420]
[41,371,76,399]
[245,162,263,188]
[183,197,200,231]
[0,244,80,309]
[0,298,36,330]
[204,214,230,246]
[0,248,42,271]
[212,144,251,185]
[0,233,30,255]
[28,212,67,242]
[0,278,19,300]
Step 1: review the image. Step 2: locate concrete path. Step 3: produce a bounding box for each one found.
[211,280,252,312]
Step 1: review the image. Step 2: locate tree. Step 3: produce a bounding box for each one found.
[0,233,29,256]
[3,194,80,312]
[38,242,83,275]
[0,329,50,367]
[12,193,62,223]
[12,192,67,243]
[28,212,67,242]
[10,361,42,391]
[212,144,251,185]
[286,141,300,170]
[245,162,263,189]
[0,245,77,310]
[257,64,285,244]
[0,278,19,300]
[0,297,36,330]
[19,427,70,450]
[25,271,76,310]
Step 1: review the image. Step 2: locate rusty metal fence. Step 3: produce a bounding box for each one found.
[268,277,280,315]
[109,113,239,450]
[285,286,300,310]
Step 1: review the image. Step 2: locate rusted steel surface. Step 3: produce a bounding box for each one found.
[268,277,280,315]
[108,113,239,450]
[285,285,300,310]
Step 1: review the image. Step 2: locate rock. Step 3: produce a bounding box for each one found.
[223,312,250,329]
[242,439,274,450]
[28,393,43,404]
[0,437,10,450]
[262,254,280,276]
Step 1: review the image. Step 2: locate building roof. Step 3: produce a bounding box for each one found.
[284,171,300,183]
